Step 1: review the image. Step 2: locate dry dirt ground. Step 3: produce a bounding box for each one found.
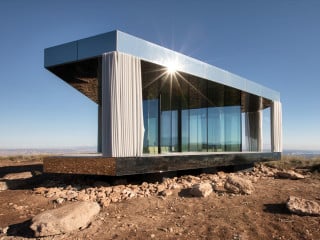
[0,156,319,240]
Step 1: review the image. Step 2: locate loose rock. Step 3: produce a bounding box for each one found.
[2,171,33,180]
[54,198,64,205]
[30,201,100,237]
[224,175,254,195]
[276,170,305,180]
[0,181,8,191]
[286,196,320,216]
[0,226,8,234]
[159,189,173,197]
[189,183,213,197]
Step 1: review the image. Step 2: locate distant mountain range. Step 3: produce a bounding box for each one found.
[0,146,97,156]
[283,150,320,158]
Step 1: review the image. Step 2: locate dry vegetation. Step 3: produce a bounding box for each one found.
[263,155,320,172]
[0,155,45,167]
[0,155,45,162]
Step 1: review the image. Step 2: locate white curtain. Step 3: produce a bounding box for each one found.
[245,110,263,152]
[101,51,144,157]
[271,101,282,152]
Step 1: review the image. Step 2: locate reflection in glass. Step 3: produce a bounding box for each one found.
[143,99,158,154]
[141,60,246,154]
[208,107,225,152]
[181,110,189,152]
[225,106,241,151]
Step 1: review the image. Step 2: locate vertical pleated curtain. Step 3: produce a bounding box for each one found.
[101,51,144,157]
[245,111,263,152]
[271,101,282,152]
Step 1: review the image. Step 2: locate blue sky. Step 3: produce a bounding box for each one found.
[0,0,319,150]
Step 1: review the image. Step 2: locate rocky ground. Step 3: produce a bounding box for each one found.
[0,156,319,239]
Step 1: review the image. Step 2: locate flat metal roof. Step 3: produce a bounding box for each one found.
[44,30,280,101]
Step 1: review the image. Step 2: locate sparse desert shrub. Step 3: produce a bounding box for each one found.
[0,155,46,163]
[264,155,320,170]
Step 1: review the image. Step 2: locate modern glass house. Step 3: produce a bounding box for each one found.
[43,30,282,176]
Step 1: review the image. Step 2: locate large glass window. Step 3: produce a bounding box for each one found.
[160,110,178,152]
[181,109,189,152]
[141,60,244,154]
[224,106,241,151]
[189,108,207,151]
[208,107,225,152]
[143,99,159,154]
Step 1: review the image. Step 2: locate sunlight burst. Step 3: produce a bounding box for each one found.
[165,60,179,75]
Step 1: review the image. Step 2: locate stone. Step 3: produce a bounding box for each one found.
[103,187,113,195]
[2,171,33,180]
[0,226,8,234]
[0,181,8,191]
[180,179,193,188]
[170,183,181,190]
[65,190,78,200]
[34,187,48,195]
[257,165,277,177]
[160,189,173,197]
[121,189,136,199]
[54,198,64,205]
[99,198,111,208]
[276,170,305,180]
[156,184,166,193]
[224,175,254,195]
[30,201,100,237]
[110,192,121,203]
[189,183,213,197]
[286,196,320,216]
[77,191,90,201]
[217,171,227,179]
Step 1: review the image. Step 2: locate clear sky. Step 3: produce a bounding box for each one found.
[0,0,319,150]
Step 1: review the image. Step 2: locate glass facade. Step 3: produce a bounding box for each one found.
[142,61,245,154]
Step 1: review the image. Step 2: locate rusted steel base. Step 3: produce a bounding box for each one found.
[44,156,116,175]
[43,152,281,176]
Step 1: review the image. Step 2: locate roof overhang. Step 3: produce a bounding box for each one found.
[44,30,280,102]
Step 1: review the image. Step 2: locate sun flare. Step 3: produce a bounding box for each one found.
[165,60,179,74]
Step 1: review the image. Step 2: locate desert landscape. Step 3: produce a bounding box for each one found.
[0,155,319,240]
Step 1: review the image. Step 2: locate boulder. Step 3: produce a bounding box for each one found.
[224,175,254,195]
[189,183,213,197]
[276,170,305,180]
[286,196,320,216]
[2,171,33,180]
[30,201,100,237]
